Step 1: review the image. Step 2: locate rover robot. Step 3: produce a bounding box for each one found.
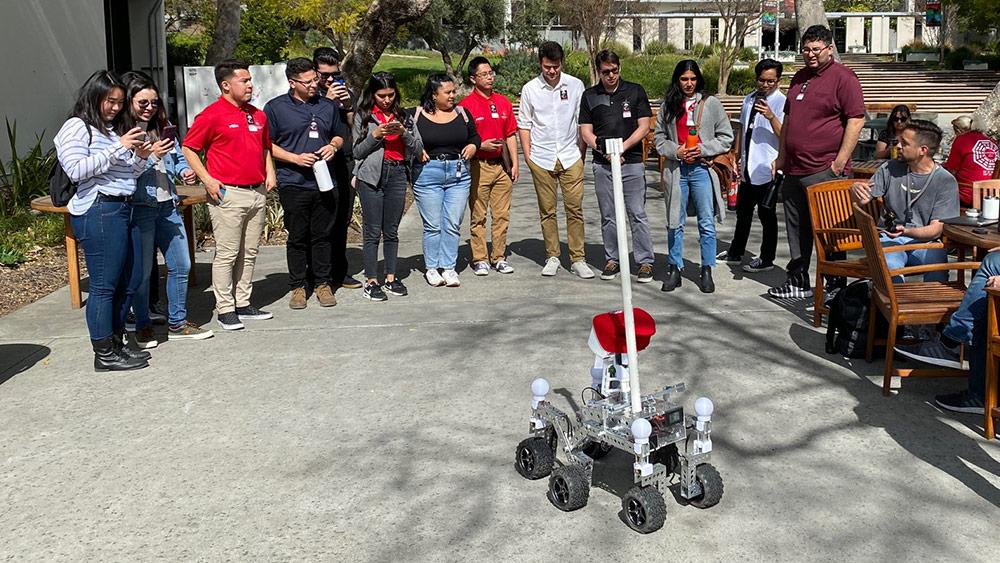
[513,139,723,534]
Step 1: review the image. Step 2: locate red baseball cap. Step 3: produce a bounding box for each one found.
[592,308,656,354]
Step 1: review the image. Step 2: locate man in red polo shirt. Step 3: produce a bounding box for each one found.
[459,57,519,275]
[768,25,865,300]
[182,59,278,331]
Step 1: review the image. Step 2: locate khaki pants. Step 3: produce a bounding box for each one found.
[207,185,266,314]
[469,160,513,264]
[526,158,585,262]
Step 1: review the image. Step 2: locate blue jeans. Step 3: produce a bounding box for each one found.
[133,201,191,328]
[70,199,138,341]
[668,162,716,268]
[411,159,471,270]
[940,252,1000,400]
[880,234,948,282]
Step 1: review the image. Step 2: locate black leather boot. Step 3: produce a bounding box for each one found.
[700,266,715,293]
[113,333,151,361]
[93,337,148,372]
[661,264,682,292]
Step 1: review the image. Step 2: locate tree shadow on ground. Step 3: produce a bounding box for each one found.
[0,344,51,386]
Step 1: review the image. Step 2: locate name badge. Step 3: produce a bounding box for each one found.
[795,93,805,101]
[622,100,631,119]
[308,120,320,139]
[560,89,568,101]
[248,125,259,132]
[490,102,499,119]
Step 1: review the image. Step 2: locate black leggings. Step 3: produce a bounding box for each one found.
[357,163,408,279]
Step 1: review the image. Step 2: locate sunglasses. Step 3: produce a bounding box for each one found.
[600,67,620,77]
[136,99,160,109]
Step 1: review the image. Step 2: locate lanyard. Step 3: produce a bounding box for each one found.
[903,165,938,224]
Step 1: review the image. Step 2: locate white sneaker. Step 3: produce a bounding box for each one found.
[473,261,490,276]
[442,269,461,287]
[494,260,514,274]
[570,261,595,279]
[541,257,561,276]
[425,269,445,287]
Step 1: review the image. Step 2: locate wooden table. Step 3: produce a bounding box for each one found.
[30,185,207,309]
[851,159,887,179]
[943,222,1000,262]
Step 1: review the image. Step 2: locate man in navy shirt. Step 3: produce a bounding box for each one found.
[264,57,347,309]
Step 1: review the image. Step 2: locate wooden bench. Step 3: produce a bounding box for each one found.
[30,185,206,309]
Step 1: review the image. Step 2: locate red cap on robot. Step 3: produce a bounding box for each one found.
[592,308,656,354]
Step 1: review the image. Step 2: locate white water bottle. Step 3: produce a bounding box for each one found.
[313,159,334,192]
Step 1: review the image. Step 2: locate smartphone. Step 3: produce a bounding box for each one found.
[332,72,346,87]
[162,124,178,143]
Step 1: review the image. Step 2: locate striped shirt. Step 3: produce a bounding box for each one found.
[54,117,146,215]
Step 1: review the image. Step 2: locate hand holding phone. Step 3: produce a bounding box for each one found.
[162,124,178,143]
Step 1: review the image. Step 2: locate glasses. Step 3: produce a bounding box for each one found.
[474,70,496,78]
[800,45,831,55]
[891,116,909,123]
[136,99,159,109]
[600,67,620,77]
[291,76,319,86]
[756,78,778,85]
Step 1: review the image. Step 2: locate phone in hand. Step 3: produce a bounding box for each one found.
[162,124,178,142]
[331,72,346,87]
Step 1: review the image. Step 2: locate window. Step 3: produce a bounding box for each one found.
[684,18,693,50]
[710,18,719,45]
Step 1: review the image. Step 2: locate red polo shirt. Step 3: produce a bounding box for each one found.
[459,89,516,160]
[183,96,271,185]
[783,59,865,176]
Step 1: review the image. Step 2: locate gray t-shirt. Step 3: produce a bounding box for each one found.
[870,160,959,228]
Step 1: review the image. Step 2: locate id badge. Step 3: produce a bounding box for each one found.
[559,89,568,101]
[455,160,463,178]
[795,93,805,101]
[622,101,631,119]
[623,110,632,118]
[248,124,259,132]
[490,102,500,119]
[308,120,320,139]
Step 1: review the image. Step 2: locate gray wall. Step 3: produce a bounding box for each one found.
[0,0,107,161]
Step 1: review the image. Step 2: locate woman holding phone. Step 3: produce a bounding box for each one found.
[120,71,213,344]
[352,72,424,301]
[54,70,151,371]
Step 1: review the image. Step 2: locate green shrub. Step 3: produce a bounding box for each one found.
[166,32,206,66]
[493,50,541,96]
[689,43,713,59]
[725,68,757,96]
[643,40,677,56]
[600,40,632,55]
[562,50,591,84]
[0,120,56,218]
[945,46,977,69]
[0,211,63,266]
[736,47,757,62]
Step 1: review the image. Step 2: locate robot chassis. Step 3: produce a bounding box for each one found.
[512,139,723,534]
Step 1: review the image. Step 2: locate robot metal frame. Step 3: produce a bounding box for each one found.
[513,138,723,534]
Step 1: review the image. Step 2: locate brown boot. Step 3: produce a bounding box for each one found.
[315,283,337,307]
[289,287,307,309]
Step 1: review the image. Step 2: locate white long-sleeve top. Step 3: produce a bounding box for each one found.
[517,73,584,171]
[738,90,785,185]
[54,117,146,215]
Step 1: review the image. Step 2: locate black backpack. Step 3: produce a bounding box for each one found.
[825,280,888,358]
[48,161,76,207]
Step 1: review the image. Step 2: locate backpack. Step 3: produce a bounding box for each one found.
[48,162,76,208]
[825,279,889,358]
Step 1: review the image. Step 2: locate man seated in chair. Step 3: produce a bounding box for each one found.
[851,119,959,282]
[894,250,1000,414]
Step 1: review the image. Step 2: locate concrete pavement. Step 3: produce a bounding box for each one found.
[1,158,998,561]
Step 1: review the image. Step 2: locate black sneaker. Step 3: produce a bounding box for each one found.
[716,250,741,264]
[934,391,985,415]
[340,275,363,289]
[637,263,654,284]
[217,311,245,331]
[382,279,408,297]
[235,305,273,320]
[894,335,964,370]
[767,279,813,299]
[364,281,388,301]
[600,261,620,280]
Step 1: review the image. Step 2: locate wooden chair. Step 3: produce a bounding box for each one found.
[806,180,882,327]
[983,287,1000,439]
[971,179,1000,210]
[994,161,1000,180]
[854,204,980,395]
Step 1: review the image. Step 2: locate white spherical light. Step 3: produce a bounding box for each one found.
[630,418,652,441]
[695,397,714,418]
[531,378,550,396]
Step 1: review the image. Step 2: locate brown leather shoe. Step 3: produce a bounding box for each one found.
[315,284,337,307]
[289,287,307,309]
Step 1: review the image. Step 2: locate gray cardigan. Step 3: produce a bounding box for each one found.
[653,95,734,229]
[352,109,424,186]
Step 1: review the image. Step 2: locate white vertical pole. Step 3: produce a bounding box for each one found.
[604,138,642,414]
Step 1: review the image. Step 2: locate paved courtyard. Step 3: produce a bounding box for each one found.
[1,159,998,561]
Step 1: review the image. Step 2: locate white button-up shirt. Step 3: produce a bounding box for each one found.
[739,89,786,185]
[517,73,585,171]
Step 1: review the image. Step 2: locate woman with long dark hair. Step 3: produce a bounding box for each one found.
[653,60,733,293]
[352,72,424,301]
[411,72,480,288]
[54,70,151,370]
[120,71,213,345]
[875,104,911,159]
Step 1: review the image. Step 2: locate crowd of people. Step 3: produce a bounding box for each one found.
[53,25,997,416]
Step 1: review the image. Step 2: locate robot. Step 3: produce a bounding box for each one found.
[513,139,723,534]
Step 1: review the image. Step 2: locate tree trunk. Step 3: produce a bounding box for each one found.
[342,0,433,93]
[438,47,455,78]
[718,52,731,95]
[973,81,1000,139]
[456,39,477,82]
[204,0,241,65]
[793,0,830,49]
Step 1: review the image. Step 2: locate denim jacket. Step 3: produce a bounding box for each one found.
[132,144,192,206]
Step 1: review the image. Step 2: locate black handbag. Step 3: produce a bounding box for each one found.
[48,162,76,207]
[761,170,783,210]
